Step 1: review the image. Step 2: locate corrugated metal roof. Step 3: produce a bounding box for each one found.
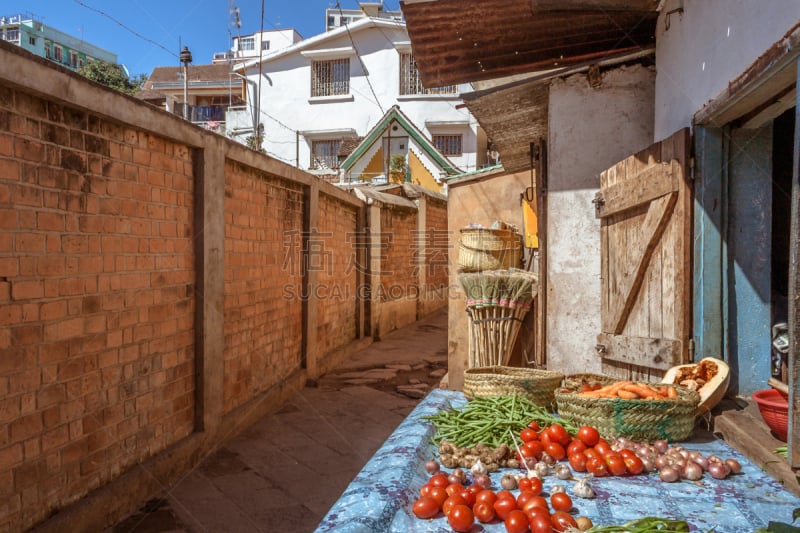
[400,0,658,87]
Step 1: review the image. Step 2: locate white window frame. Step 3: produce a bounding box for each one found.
[239,37,255,51]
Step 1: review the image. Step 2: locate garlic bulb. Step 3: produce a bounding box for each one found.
[470,458,488,476]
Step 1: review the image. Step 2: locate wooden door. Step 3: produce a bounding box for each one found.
[595,129,692,379]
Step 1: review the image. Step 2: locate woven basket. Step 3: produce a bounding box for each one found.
[562,373,617,391]
[458,228,523,272]
[555,385,700,442]
[463,366,564,409]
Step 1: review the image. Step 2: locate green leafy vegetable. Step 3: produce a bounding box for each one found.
[585,517,690,532]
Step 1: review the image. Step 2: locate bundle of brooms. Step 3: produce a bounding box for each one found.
[458,269,537,368]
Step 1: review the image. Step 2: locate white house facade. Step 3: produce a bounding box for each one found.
[230,17,484,182]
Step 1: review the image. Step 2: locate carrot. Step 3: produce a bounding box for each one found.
[665,385,677,399]
[616,389,638,400]
[622,383,662,400]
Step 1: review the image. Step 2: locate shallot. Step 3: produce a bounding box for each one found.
[424,460,439,474]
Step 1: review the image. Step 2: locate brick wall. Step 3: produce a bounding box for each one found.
[0,85,195,530]
[316,193,359,355]
[223,162,304,413]
[425,198,450,290]
[0,42,447,531]
[380,206,417,301]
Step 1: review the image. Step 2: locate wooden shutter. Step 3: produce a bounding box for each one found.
[595,128,692,377]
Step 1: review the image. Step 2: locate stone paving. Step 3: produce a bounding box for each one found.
[109,308,448,533]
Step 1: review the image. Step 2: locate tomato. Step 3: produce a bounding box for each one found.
[593,438,612,458]
[527,420,541,431]
[518,476,542,496]
[568,451,587,473]
[605,453,627,476]
[586,456,608,477]
[583,447,601,461]
[576,426,600,447]
[493,495,518,520]
[517,445,536,463]
[545,442,566,462]
[448,504,474,533]
[505,509,531,533]
[546,424,571,446]
[473,501,495,523]
[623,454,645,475]
[412,496,439,519]
[446,483,464,497]
[467,483,484,497]
[442,494,466,516]
[550,510,577,532]
[496,490,516,500]
[459,488,476,507]
[524,440,545,459]
[427,486,448,506]
[550,492,572,513]
[530,512,554,533]
[476,489,498,506]
[517,489,538,509]
[520,428,539,443]
[538,430,552,447]
[429,473,449,487]
[419,483,433,498]
[619,448,637,460]
[521,496,549,514]
[566,439,587,457]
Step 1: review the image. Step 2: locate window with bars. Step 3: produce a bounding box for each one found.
[311,58,350,97]
[311,140,341,169]
[400,52,457,96]
[433,134,463,156]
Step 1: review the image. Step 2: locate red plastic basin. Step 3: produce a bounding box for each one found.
[752,389,789,442]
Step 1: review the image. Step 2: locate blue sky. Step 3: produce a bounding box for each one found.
[11,0,401,76]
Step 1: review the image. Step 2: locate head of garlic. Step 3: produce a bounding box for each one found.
[470,458,488,476]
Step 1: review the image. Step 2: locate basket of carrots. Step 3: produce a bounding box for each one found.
[554,379,700,442]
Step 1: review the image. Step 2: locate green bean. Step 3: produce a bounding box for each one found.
[422,394,578,448]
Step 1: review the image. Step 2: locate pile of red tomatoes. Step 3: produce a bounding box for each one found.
[519,422,645,478]
[411,422,650,532]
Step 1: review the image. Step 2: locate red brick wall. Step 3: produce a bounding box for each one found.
[425,198,450,289]
[0,87,195,530]
[223,162,304,413]
[316,193,358,355]
[380,207,417,301]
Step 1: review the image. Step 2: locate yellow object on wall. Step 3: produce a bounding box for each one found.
[522,194,539,249]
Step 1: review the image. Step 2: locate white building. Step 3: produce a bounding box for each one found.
[230,15,486,183]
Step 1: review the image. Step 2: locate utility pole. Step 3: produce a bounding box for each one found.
[180,46,193,121]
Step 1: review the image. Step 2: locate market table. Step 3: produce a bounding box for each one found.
[315,388,800,532]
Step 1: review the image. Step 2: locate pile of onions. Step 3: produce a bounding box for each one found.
[610,437,742,483]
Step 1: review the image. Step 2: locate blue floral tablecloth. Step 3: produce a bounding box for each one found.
[315,388,800,532]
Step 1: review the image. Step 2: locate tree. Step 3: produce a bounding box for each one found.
[77,60,146,96]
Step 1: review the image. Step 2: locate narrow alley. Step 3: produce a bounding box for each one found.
[104,309,448,533]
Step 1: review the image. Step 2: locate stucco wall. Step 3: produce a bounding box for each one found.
[446,170,531,390]
[654,0,800,139]
[546,65,655,377]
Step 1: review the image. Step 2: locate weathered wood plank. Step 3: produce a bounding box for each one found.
[597,332,682,369]
[610,192,677,334]
[596,161,680,218]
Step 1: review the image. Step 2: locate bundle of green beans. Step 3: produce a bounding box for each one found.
[423,395,578,448]
[586,517,690,532]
